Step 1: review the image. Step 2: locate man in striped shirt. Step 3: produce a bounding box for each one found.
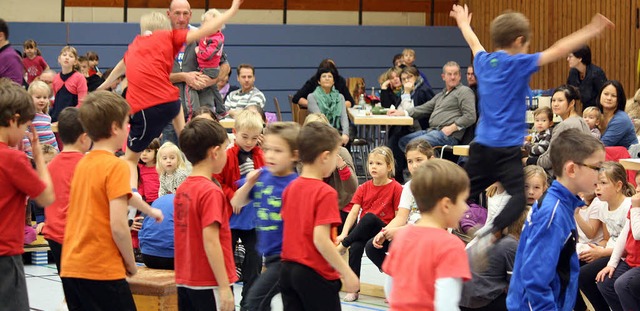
[225,63,266,117]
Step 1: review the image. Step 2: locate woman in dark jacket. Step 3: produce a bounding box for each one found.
[566,45,607,112]
[292,59,355,108]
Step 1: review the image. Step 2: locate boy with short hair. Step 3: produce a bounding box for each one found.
[280,122,359,310]
[42,107,92,274]
[230,122,301,310]
[174,118,237,310]
[524,106,554,158]
[401,48,431,88]
[97,0,242,211]
[449,4,613,238]
[507,129,605,310]
[214,108,265,309]
[383,158,472,310]
[0,79,55,310]
[60,91,163,310]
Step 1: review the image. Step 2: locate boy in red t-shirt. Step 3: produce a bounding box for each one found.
[280,122,359,310]
[383,159,472,310]
[98,0,242,212]
[42,107,92,274]
[0,81,55,310]
[173,118,237,310]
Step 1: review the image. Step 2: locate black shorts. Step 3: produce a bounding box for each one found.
[128,100,181,153]
[0,255,29,311]
[61,277,136,311]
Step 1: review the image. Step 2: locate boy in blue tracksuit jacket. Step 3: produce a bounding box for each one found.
[507,129,605,310]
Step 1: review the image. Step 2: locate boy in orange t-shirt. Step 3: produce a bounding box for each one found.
[60,91,163,310]
[174,118,237,310]
[42,107,92,274]
[0,80,55,311]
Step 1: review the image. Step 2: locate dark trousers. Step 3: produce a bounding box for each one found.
[387,125,413,184]
[575,259,588,311]
[342,213,386,277]
[465,143,525,231]
[460,292,507,311]
[141,253,175,270]
[46,238,63,274]
[62,277,136,311]
[597,260,640,311]
[0,255,29,311]
[364,238,390,271]
[279,261,341,311]
[232,229,261,310]
[579,257,611,311]
[177,286,233,311]
[247,255,282,311]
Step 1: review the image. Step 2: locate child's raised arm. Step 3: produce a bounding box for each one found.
[30,127,55,206]
[97,59,125,91]
[538,14,613,67]
[185,0,243,44]
[230,168,261,214]
[450,4,485,57]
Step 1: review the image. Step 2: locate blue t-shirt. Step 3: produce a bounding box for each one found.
[139,194,175,258]
[601,110,638,148]
[474,51,541,147]
[239,169,297,257]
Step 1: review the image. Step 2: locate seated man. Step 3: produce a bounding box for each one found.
[389,61,476,150]
[224,63,266,117]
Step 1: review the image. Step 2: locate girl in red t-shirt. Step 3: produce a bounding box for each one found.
[595,174,640,311]
[22,40,49,84]
[336,146,402,302]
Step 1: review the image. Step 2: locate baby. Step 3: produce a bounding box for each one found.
[583,106,603,139]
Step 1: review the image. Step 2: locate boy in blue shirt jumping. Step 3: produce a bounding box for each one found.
[449,4,613,239]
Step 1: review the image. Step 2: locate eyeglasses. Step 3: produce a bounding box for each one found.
[575,162,602,172]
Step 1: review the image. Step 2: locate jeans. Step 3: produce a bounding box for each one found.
[247,255,282,311]
[161,123,179,145]
[597,260,640,311]
[398,128,459,151]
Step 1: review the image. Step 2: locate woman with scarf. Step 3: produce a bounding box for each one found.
[307,67,350,146]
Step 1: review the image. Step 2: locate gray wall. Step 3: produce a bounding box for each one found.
[9,22,470,120]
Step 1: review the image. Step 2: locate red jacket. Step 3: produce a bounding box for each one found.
[213,144,265,201]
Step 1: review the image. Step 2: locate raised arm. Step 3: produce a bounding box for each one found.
[538,14,613,67]
[450,5,485,57]
[185,0,243,44]
[98,59,125,91]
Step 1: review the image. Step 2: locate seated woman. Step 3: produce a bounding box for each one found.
[566,45,607,111]
[387,66,435,183]
[378,67,403,108]
[138,194,175,270]
[292,59,355,108]
[597,80,638,148]
[533,85,591,171]
[307,67,350,146]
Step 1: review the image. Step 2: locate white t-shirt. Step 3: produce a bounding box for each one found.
[399,181,420,225]
[598,197,631,249]
[576,198,605,254]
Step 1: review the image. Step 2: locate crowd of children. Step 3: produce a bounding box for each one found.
[6,1,640,311]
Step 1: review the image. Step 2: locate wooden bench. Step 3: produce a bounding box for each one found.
[24,234,50,265]
[127,266,177,311]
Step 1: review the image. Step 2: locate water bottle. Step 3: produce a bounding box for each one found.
[358,94,366,109]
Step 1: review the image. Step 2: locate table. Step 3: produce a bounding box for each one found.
[219,118,235,129]
[348,108,413,147]
[620,159,640,171]
[452,145,470,156]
